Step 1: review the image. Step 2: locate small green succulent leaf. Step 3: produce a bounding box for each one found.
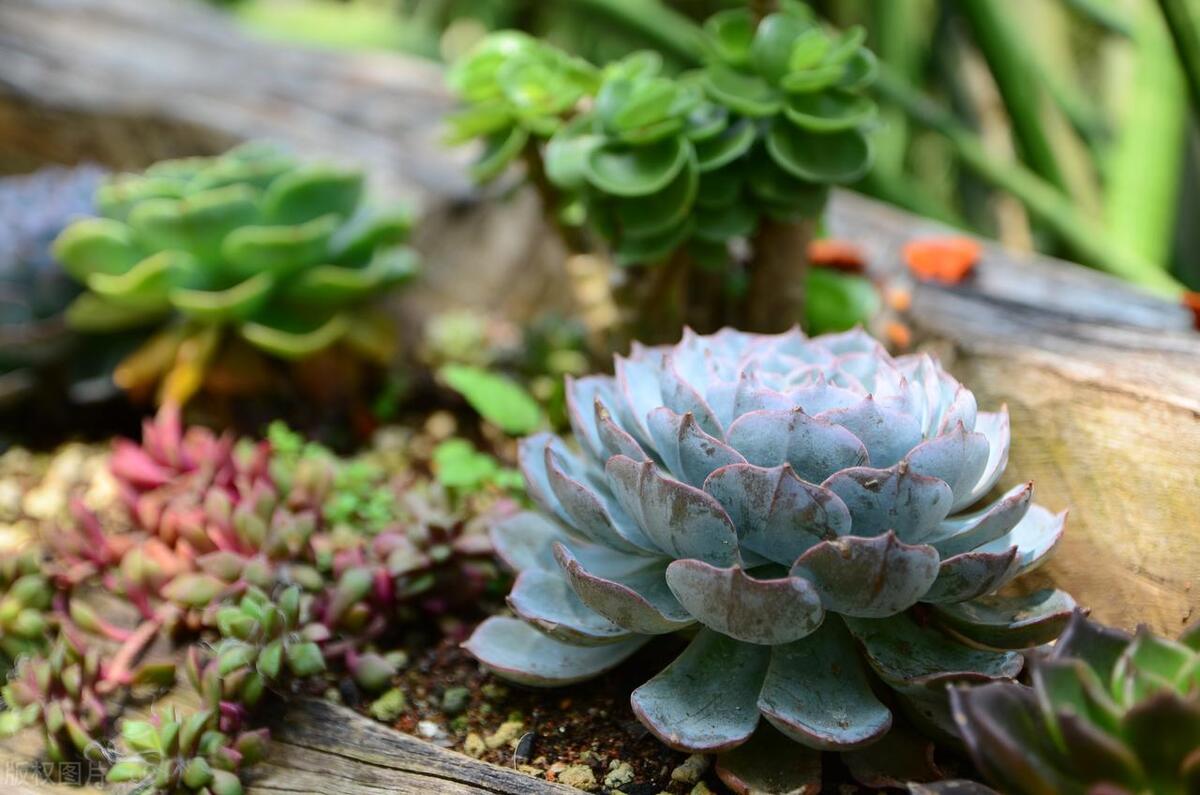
[284,246,418,307]
[122,720,161,754]
[784,90,877,132]
[757,618,892,749]
[631,628,768,752]
[613,155,699,239]
[445,101,515,145]
[703,8,755,67]
[613,218,694,267]
[129,185,261,264]
[752,12,815,83]
[328,206,413,265]
[694,119,757,173]
[464,616,648,687]
[162,573,226,608]
[262,165,363,225]
[692,202,758,243]
[545,122,604,191]
[839,49,879,91]
[583,136,691,198]
[471,127,529,183]
[804,269,880,334]
[221,213,341,279]
[53,218,142,281]
[284,641,326,678]
[702,65,782,117]
[439,364,543,435]
[766,123,872,183]
[432,438,500,490]
[107,760,152,783]
[169,271,275,323]
[85,250,192,312]
[239,313,349,359]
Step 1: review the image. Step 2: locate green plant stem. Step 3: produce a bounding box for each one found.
[870,0,927,178]
[1062,0,1135,36]
[874,68,1184,296]
[568,0,707,64]
[1105,1,1187,266]
[1156,0,1200,113]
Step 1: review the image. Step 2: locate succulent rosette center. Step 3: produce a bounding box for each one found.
[466,327,1073,756]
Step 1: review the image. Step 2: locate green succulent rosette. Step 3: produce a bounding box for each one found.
[696,4,877,222]
[950,612,1200,795]
[52,142,417,401]
[447,31,599,183]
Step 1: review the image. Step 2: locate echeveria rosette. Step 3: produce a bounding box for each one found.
[465,327,1071,776]
[447,31,599,183]
[52,141,417,403]
[696,5,877,224]
[949,612,1200,795]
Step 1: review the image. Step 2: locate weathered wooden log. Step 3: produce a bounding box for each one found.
[828,191,1200,636]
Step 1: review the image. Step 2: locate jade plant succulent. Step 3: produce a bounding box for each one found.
[466,327,1071,781]
[449,4,878,338]
[0,549,53,670]
[107,707,268,795]
[52,141,417,404]
[950,611,1200,795]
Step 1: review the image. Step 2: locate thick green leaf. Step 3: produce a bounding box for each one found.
[129,185,260,264]
[933,589,1076,650]
[584,136,690,197]
[222,213,340,279]
[716,724,823,794]
[703,65,782,117]
[704,8,755,67]
[805,268,879,334]
[545,119,604,191]
[471,126,529,183]
[766,123,873,183]
[284,246,417,306]
[239,313,348,359]
[445,101,514,145]
[752,12,815,83]
[86,251,193,312]
[692,202,758,242]
[328,206,413,265]
[262,165,363,224]
[694,119,757,172]
[439,364,543,434]
[614,218,694,266]
[613,155,698,238]
[784,90,876,132]
[53,218,143,282]
[64,292,168,332]
[170,271,274,323]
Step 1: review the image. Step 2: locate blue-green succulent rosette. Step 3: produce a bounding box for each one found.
[466,328,1072,779]
[51,142,417,403]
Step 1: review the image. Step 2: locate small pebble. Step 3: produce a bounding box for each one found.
[368,687,407,722]
[690,784,713,795]
[463,732,486,758]
[441,686,470,716]
[558,764,598,792]
[484,719,524,750]
[604,760,635,790]
[670,754,709,785]
[417,720,445,740]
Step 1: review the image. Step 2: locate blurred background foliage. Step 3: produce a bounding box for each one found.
[217,0,1200,295]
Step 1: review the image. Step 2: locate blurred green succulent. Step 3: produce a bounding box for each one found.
[107,707,268,795]
[0,549,52,671]
[52,141,418,405]
[450,5,875,267]
[446,31,600,182]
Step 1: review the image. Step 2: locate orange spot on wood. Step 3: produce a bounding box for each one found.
[1184,291,1200,331]
[903,237,981,284]
[807,238,866,273]
[885,321,912,350]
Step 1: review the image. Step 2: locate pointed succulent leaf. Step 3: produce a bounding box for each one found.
[817,398,923,468]
[823,464,953,543]
[726,408,868,484]
[464,616,648,687]
[792,531,939,618]
[933,589,1075,650]
[664,560,823,645]
[544,445,658,553]
[507,568,633,645]
[631,629,769,752]
[605,455,739,565]
[905,426,990,512]
[646,408,745,488]
[920,546,1018,604]
[491,510,562,573]
[965,409,1011,505]
[926,482,1032,558]
[703,464,850,566]
[555,543,691,634]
